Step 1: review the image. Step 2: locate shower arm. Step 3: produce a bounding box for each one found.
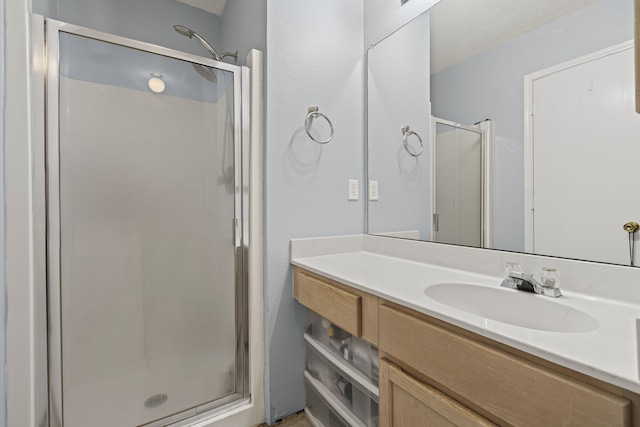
[221,51,239,62]
[190,32,223,62]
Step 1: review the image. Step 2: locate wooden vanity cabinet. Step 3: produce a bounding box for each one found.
[293,267,640,427]
[379,301,634,427]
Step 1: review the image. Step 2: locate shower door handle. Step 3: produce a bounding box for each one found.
[233,217,239,248]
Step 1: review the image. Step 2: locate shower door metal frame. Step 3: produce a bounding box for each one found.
[38,17,250,427]
[429,116,486,247]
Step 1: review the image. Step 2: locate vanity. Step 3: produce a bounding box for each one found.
[291,234,640,427]
[294,1,640,425]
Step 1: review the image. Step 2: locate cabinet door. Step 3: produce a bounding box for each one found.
[379,359,495,427]
[379,304,631,426]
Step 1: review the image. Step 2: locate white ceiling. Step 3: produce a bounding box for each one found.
[430,0,602,74]
[176,0,227,16]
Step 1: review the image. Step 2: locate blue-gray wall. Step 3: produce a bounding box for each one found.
[220,0,266,67]
[431,0,632,252]
[264,0,364,422]
[0,0,6,424]
[33,0,223,58]
[367,11,432,239]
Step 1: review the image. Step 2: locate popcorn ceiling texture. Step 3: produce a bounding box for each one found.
[430,0,601,73]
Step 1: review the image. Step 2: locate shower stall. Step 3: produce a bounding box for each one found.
[35,18,251,427]
[430,117,489,248]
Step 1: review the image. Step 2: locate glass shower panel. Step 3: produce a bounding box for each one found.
[434,123,482,247]
[57,33,238,427]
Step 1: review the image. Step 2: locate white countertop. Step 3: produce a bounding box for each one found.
[291,246,640,393]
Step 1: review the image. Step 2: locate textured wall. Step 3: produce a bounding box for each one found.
[0,0,6,423]
[265,0,364,422]
[367,11,431,239]
[431,0,632,251]
[220,0,266,67]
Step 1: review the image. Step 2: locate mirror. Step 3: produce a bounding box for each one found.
[367,0,638,266]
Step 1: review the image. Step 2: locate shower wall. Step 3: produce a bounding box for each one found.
[33,0,222,56]
[59,77,235,382]
[32,0,267,67]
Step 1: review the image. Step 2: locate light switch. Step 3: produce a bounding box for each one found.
[348,179,359,200]
[369,180,379,201]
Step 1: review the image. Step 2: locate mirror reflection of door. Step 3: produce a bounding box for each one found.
[527,42,640,265]
[432,118,485,247]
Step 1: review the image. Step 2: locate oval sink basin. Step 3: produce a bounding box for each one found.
[424,283,599,333]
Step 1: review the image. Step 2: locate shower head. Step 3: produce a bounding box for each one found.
[173,25,194,38]
[173,25,223,62]
[192,64,217,84]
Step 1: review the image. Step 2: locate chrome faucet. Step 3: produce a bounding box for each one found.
[500,270,562,298]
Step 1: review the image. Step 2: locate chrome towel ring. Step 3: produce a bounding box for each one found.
[401,125,423,157]
[305,105,334,144]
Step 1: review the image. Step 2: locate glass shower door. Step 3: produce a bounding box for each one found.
[432,120,483,247]
[47,21,247,427]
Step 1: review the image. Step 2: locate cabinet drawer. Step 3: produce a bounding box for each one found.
[379,304,631,427]
[294,267,362,337]
[380,359,495,427]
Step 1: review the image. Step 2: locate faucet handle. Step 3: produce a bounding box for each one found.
[540,267,560,289]
[539,268,562,297]
[504,262,522,278]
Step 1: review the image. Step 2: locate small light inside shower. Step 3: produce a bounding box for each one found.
[148,73,165,93]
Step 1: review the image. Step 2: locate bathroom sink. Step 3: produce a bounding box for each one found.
[423,283,599,333]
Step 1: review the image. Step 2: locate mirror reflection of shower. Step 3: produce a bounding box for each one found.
[174,24,237,193]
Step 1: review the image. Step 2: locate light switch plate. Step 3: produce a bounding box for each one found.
[369,180,379,201]
[348,179,359,200]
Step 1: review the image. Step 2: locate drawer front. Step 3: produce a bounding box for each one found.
[379,304,631,427]
[380,359,495,427]
[294,268,362,337]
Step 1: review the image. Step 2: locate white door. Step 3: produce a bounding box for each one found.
[531,43,640,265]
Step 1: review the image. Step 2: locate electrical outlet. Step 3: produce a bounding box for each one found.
[369,180,379,201]
[348,179,359,201]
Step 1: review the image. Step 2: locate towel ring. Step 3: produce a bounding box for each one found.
[305,106,334,144]
[401,125,423,157]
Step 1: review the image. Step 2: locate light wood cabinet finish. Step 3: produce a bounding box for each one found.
[380,359,496,427]
[379,303,631,427]
[293,267,379,343]
[293,266,640,425]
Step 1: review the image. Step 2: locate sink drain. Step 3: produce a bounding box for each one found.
[144,394,168,408]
